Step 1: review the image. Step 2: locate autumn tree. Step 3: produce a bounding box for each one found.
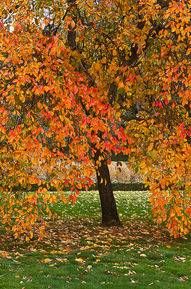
[0,0,191,238]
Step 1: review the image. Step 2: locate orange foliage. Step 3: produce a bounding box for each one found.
[0,0,191,238]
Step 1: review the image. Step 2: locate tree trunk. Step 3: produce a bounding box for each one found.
[94,151,121,226]
[66,0,120,226]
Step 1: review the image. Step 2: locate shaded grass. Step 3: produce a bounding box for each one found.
[0,191,191,289]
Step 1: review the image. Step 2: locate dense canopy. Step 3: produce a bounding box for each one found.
[0,0,191,238]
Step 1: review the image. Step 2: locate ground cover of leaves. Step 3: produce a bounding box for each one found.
[0,191,191,289]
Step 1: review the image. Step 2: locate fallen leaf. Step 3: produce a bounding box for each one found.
[0,251,12,259]
[41,258,52,264]
[75,257,85,264]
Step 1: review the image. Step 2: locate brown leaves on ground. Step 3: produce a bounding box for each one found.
[0,219,170,255]
[39,218,170,252]
[0,218,178,271]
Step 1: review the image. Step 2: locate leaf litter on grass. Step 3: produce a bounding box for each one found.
[0,191,168,264]
[0,191,191,289]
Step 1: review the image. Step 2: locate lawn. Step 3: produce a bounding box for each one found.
[0,191,191,289]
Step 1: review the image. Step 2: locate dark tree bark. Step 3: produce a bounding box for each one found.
[66,0,121,226]
[94,150,121,226]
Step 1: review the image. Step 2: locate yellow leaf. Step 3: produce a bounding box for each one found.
[41,258,52,264]
[94,62,101,71]
[75,257,85,263]
[147,143,154,151]
[113,50,117,56]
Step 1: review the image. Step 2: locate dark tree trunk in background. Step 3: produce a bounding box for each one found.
[94,151,121,226]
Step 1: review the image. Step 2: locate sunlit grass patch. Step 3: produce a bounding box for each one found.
[114,191,151,220]
[53,190,152,222]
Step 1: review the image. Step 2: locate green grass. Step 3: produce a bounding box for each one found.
[53,191,152,221]
[0,191,191,289]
